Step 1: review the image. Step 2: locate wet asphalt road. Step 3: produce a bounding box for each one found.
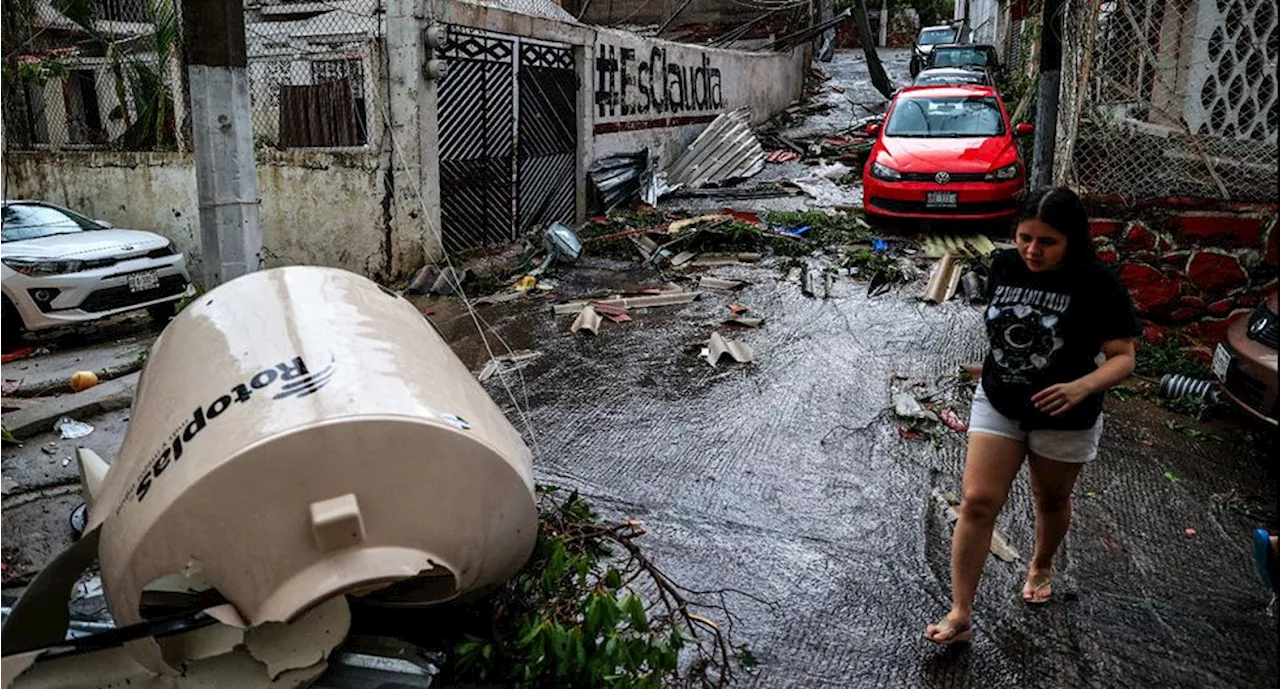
[426,256,1276,689]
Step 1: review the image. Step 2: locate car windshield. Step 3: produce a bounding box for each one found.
[1,204,101,242]
[933,47,991,68]
[919,27,956,45]
[885,96,1006,138]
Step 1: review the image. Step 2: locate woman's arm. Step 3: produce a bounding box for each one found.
[1031,338,1137,416]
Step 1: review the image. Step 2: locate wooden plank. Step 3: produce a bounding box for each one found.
[553,291,701,315]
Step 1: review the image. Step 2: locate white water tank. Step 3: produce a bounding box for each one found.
[85,266,536,630]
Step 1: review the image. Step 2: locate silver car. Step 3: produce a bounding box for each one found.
[2,200,194,346]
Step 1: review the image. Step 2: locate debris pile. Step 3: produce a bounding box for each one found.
[889,372,975,443]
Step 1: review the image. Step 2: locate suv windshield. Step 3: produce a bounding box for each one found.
[933,47,992,68]
[885,96,1006,138]
[918,27,957,46]
[915,71,985,86]
[1,203,102,242]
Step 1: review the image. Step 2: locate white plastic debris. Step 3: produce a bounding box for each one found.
[55,417,94,440]
[891,393,939,423]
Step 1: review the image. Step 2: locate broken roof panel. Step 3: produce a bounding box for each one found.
[663,108,766,191]
[462,0,578,23]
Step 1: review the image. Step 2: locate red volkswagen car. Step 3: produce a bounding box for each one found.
[862,85,1032,220]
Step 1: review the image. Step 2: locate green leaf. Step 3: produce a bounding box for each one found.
[605,567,623,591]
[1163,470,1181,482]
[517,620,545,647]
[623,594,649,632]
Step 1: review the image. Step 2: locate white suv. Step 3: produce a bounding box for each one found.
[2,200,195,347]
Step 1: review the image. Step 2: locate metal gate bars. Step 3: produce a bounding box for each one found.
[438,28,578,254]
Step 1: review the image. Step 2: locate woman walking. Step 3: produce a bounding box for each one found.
[926,187,1140,644]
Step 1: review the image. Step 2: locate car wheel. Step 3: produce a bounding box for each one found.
[909,57,920,77]
[2,298,24,352]
[148,301,177,324]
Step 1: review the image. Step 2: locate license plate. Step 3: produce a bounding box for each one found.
[1212,343,1231,381]
[127,270,160,293]
[926,191,958,208]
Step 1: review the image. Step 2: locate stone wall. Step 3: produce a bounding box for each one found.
[1089,202,1278,350]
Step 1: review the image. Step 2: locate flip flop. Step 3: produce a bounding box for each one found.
[1022,577,1052,605]
[925,617,974,645]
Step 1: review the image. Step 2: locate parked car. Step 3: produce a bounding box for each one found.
[912,67,992,88]
[861,85,1033,220]
[925,44,1006,91]
[2,200,194,347]
[909,23,966,78]
[1213,290,1278,426]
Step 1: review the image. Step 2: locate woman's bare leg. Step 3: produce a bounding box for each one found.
[1025,453,1084,600]
[927,432,1026,641]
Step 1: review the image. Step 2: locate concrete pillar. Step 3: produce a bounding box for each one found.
[184,0,262,289]
[880,0,888,47]
[386,0,435,272]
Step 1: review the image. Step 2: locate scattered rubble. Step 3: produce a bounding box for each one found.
[54,417,92,440]
[702,332,755,367]
[571,305,603,335]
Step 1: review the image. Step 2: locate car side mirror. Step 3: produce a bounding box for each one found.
[95,219,112,229]
[866,123,881,135]
[1015,123,1034,136]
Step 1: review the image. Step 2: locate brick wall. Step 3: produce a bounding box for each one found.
[1089,201,1278,352]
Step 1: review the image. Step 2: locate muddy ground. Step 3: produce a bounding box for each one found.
[419,254,1277,689]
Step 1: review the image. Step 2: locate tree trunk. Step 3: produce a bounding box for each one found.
[852,0,894,98]
[816,0,835,62]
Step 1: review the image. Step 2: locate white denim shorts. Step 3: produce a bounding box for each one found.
[968,385,1104,463]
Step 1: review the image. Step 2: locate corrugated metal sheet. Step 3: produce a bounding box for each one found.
[662,108,765,191]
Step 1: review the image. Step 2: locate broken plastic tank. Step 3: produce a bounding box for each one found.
[83,266,537,629]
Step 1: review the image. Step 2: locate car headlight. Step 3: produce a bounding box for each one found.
[985,163,1020,181]
[872,162,903,181]
[1,258,85,276]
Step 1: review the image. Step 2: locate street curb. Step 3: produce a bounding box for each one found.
[7,360,144,399]
[3,372,138,441]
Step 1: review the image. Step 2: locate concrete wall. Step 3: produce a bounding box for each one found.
[2,150,388,286]
[438,1,806,187]
[4,2,805,283]
[590,27,807,162]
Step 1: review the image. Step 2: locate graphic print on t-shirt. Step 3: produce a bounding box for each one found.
[986,285,1071,383]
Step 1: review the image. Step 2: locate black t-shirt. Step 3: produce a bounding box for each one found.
[980,249,1141,430]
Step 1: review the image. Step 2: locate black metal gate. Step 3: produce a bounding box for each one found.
[439,29,578,253]
[517,42,577,237]
[439,30,516,253]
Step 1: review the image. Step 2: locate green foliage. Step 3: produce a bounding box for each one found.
[449,487,747,688]
[1135,336,1212,380]
[1157,392,1221,422]
[2,425,18,444]
[842,248,906,285]
[1164,419,1224,443]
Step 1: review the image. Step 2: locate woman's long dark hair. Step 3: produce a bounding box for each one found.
[1015,187,1096,267]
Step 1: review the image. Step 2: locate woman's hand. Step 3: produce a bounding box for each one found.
[1031,379,1094,416]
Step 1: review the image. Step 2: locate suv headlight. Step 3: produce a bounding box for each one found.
[872,162,903,181]
[2,258,85,276]
[985,163,1020,181]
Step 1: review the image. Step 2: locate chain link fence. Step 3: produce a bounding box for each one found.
[1054,0,1278,202]
[2,0,383,152]
[2,0,185,150]
[244,0,382,150]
